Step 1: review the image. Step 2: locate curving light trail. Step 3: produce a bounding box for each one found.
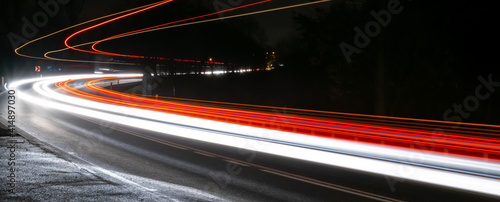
[14,0,171,64]
[8,74,500,197]
[63,0,174,57]
[62,78,500,163]
[89,0,274,58]
[46,0,332,63]
[13,0,332,64]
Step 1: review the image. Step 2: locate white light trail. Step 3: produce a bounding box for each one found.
[10,75,500,197]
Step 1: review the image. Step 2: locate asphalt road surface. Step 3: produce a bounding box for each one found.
[0,79,498,201]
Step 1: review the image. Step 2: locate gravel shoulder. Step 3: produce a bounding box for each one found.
[0,122,153,201]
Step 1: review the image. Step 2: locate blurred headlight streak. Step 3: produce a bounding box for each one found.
[10,74,500,197]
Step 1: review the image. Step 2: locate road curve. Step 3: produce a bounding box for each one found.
[3,74,500,201]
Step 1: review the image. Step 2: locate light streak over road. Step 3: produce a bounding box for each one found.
[8,74,500,197]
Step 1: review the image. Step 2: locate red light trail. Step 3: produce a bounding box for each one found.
[55,77,500,162]
[55,0,331,64]
[89,0,273,58]
[62,0,273,63]
[63,0,174,57]
[10,74,500,197]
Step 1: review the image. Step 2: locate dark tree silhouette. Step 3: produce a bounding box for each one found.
[276,0,499,123]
